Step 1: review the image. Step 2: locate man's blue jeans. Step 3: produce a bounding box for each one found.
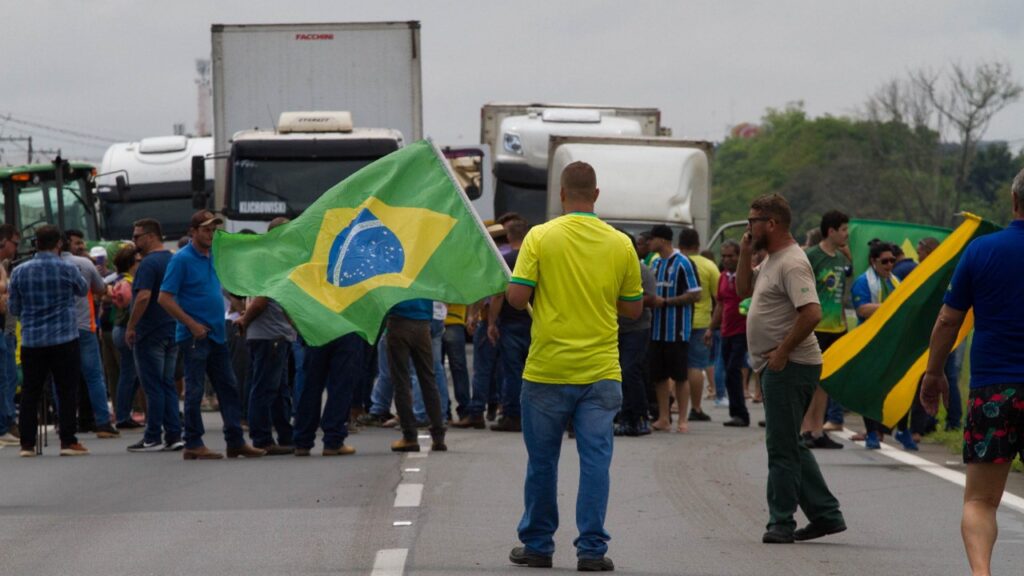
[498,321,531,419]
[0,333,10,435]
[79,329,112,426]
[291,339,305,418]
[518,379,622,559]
[182,337,244,449]
[112,326,140,424]
[467,321,501,416]
[442,324,471,419]
[370,328,450,421]
[248,339,294,448]
[295,333,363,450]
[134,333,182,445]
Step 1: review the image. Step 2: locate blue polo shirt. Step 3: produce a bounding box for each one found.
[390,298,433,321]
[132,250,176,342]
[160,242,227,344]
[944,220,1024,388]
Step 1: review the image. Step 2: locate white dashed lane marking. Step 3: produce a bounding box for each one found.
[371,548,408,576]
[394,483,423,508]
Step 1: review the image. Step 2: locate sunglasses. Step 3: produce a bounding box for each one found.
[878,257,896,265]
[747,216,772,226]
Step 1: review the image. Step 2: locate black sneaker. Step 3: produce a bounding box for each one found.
[509,546,552,568]
[794,520,847,541]
[162,440,185,452]
[800,431,816,449]
[688,409,711,422]
[811,432,844,450]
[355,412,391,427]
[117,420,144,430]
[578,556,615,572]
[762,528,794,544]
[127,439,164,453]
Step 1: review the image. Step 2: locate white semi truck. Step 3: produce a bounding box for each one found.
[98,136,213,243]
[480,103,665,226]
[546,135,712,244]
[198,22,422,232]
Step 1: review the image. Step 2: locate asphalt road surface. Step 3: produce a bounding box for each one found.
[3,403,1024,576]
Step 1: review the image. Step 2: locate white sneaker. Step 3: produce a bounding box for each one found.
[0,432,20,446]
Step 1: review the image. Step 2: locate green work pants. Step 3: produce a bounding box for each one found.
[761,361,844,533]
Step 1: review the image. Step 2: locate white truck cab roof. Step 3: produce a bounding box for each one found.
[98,136,213,187]
[497,110,643,170]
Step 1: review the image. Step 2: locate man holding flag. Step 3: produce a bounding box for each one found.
[921,169,1024,576]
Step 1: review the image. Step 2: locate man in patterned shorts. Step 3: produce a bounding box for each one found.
[921,168,1024,576]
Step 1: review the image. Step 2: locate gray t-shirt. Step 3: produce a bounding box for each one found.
[746,243,822,371]
[246,299,297,342]
[619,263,656,333]
[61,252,106,331]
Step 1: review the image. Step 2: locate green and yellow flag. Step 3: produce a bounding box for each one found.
[212,141,509,346]
[821,214,1001,427]
[847,218,952,277]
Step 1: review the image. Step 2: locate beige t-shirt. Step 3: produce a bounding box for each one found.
[746,243,823,370]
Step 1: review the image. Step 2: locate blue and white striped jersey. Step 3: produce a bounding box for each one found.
[650,251,701,342]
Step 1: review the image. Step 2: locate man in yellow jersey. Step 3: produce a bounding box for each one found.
[678,228,719,422]
[505,162,642,572]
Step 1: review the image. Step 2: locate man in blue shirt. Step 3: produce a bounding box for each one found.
[388,298,446,452]
[9,225,89,456]
[921,170,1024,576]
[125,218,183,452]
[158,210,264,460]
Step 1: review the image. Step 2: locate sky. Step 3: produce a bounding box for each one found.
[2,0,1023,164]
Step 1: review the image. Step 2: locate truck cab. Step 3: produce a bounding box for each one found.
[546,136,712,244]
[0,160,101,258]
[481,103,663,224]
[216,111,403,233]
[97,136,213,245]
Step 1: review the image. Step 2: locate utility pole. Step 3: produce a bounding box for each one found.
[0,135,32,163]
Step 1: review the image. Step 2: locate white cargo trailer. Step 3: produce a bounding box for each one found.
[208,22,422,230]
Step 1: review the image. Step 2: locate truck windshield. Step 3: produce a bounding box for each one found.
[230,158,375,218]
[102,197,195,242]
[494,179,548,226]
[14,177,97,249]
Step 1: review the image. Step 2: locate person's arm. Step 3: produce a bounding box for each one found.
[763,303,822,371]
[237,296,269,331]
[856,302,881,318]
[125,289,152,347]
[506,284,532,310]
[617,298,643,319]
[920,305,965,415]
[704,301,723,347]
[736,232,755,299]
[487,292,503,344]
[158,291,209,340]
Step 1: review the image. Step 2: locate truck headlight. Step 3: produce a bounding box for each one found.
[503,133,523,155]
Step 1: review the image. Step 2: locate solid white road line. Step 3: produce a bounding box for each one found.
[371,548,408,576]
[404,468,421,473]
[392,521,413,527]
[832,428,1024,514]
[394,483,423,508]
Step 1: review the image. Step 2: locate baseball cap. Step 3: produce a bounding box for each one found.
[89,246,108,260]
[649,224,673,242]
[191,210,224,229]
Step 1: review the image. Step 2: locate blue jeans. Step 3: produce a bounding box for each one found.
[134,333,182,445]
[112,326,140,424]
[518,379,622,559]
[0,333,10,435]
[79,329,112,426]
[712,330,726,400]
[443,324,470,418]
[291,339,305,418]
[295,333,363,449]
[428,319,450,419]
[498,321,531,419]
[370,328,450,421]
[3,333,16,427]
[467,321,502,416]
[182,337,244,449]
[247,339,294,447]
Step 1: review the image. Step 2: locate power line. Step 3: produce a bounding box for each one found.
[3,110,138,141]
[0,113,121,143]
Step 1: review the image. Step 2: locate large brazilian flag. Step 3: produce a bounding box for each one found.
[821,214,1001,427]
[212,141,509,346]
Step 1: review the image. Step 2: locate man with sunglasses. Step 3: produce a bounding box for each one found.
[125,218,183,452]
[737,194,845,545]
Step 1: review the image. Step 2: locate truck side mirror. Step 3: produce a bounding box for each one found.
[115,175,130,199]
[191,155,208,209]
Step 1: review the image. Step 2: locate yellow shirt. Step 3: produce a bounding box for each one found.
[510,212,642,384]
[444,303,467,326]
[689,254,720,330]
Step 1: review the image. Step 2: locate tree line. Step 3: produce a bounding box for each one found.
[711,62,1023,236]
